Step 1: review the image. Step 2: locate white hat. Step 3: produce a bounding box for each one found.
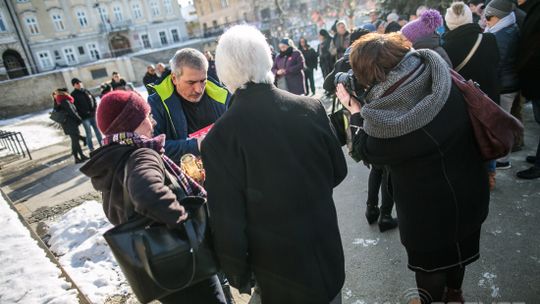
[445,1,473,31]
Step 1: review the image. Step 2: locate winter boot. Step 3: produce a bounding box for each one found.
[365,203,380,225]
[378,213,398,232]
[444,288,464,303]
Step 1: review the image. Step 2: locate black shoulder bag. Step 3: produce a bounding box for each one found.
[103,162,218,303]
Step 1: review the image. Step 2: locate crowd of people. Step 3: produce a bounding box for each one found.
[44,0,540,303]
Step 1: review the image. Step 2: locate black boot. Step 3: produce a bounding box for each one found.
[365,204,380,225]
[74,156,84,164]
[80,136,87,146]
[378,213,398,232]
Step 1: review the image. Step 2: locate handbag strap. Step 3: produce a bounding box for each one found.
[455,34,482,72]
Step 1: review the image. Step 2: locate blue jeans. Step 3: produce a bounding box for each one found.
[82,117,102,151]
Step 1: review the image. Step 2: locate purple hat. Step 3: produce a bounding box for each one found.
[401,9,443,43]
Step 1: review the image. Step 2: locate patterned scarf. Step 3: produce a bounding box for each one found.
[102,132,206,197]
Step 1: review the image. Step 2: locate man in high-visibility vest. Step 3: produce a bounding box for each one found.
[148,48,230,162]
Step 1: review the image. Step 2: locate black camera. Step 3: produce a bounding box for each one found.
[334,70,366,105]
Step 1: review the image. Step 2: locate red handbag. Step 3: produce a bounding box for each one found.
[450,69,524,161]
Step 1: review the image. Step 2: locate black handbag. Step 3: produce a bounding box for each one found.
[328,96,348,146]
[49,109,67,124]
[103,163,218,303]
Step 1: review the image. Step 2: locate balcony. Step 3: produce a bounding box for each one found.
[99,19,133,33]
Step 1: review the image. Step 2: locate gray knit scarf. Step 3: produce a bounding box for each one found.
[361,49,452,138]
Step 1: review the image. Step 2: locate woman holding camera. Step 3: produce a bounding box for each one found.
[336,33,490,303]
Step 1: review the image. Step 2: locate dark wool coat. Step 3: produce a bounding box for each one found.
[201,83,347,304]
[54,99,82,136]
[350,85,490,253]
[80,144,187,227]
[492,23,520,94]
[318,38,335,78]
[143,72,159,95]
[300,46,318,70]
[272,48,306,95]
[517,0,540,99]
[443,24,501,104]
[71,88,97,120]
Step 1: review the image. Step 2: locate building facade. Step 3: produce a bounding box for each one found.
[2,0,188,78]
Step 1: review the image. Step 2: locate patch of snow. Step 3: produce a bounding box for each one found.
[478,272,501,298]
[47,201,131,303]
[343,288,353,299]
[353,238,380,247]
[0,194,79,303]
[516,232,522,236]
[351,300,366,304]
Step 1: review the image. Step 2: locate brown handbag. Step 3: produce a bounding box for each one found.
[450,69,524,161]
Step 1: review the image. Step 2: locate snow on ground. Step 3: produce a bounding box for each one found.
[0,195,79,303]
[47,201,132,304]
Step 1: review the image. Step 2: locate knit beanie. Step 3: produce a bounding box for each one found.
[96,90,150,136]
[401,9,443,43]
[445,2,473,31]
[279,38,290,46]
[485,0,513,18]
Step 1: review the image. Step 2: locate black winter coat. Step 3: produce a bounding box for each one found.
[318,38,335,77]
[443,24,501,103]
[80,144,187,227]
[201,83,347,304]
[300,46,318,70]
[54,99,81,135]
[517,0,540,99]
[350,85,490,252]
[71,88,96,120]
[143,72,159,94]
[492,23,520,93]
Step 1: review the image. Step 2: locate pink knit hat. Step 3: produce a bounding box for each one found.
[96,90,150,135]
[401,9,443,43]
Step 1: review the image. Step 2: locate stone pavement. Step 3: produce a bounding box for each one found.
[1,102,539,303]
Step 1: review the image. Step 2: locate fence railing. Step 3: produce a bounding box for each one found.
[0,130,32,160]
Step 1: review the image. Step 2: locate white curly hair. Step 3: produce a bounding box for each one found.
[215,25,275,93]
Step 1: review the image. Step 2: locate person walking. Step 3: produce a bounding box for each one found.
[80,90,226,304]
[336,33,489,303]
[143,65,159,95]
[318,29,335,79]
[203,25,348,304]
[443,1,501,189]
[147,48,230,162]
[516,0,540,179]
[484,0,521,169]
[71,78,102,152]
[299,37,318,96]
[52,89,88,163]
[272,38,306,95]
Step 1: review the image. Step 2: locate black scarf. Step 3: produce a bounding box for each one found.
[279,47,293,57]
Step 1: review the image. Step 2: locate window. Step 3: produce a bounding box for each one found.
[87,43,100,60]
[132,3,143,19]
[78,46,85,55]
[51,13,65,31]
[54,50,61,60]
[159,31,167,45]
[141,34,151,48]
[37,51,53,69]
[170,28,180,42]
[63,47,77,65]
[76,10,88,28]
[164,0,173,14]
[0,14,7,32]
[150,1,160,17]
[98,6,108,23]
[113,6,123,22]
[220,0,229,8]
[24,16,39,34]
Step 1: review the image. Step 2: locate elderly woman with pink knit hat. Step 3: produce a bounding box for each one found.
[80,90,226,304]
[400,9,452,66]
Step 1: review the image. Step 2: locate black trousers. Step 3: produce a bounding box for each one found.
[304,68,316,95]
[68,133,84,159]
[366,166,394,215]
[159,275,226,304]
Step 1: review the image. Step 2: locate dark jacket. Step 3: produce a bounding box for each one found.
[201,83,347,304]
[300,46,318,70]
[323,56,350,94]
[207,59,219,83]
[492,23,520,93]
[318,37,335,78]
[54,99,81,136]
[332,32,350,59]
[413,34,453,67]
[147,71,229,161]
[350,85,490,252]
[80,144,187,227]
[70,88,96,120]
[443,23,501,103]
[111,78,127,90]
[272,48,306,95]
[517,0,540,99]
[143,72,159,95]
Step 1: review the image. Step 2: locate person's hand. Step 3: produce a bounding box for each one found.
[277,69,286,76]
[336,83,361,114]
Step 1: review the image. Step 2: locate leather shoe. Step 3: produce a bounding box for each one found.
[365,204,380,225]
[516,167,540,179]
[378,213,398,232]
[526,156,537,164]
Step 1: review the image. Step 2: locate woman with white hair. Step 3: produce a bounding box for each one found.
[201,25,348,304]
